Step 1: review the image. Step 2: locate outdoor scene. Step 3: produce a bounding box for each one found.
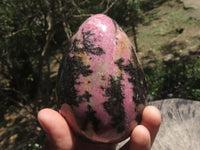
[0,0,200,149]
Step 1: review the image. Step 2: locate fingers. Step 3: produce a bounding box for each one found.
[129,125,151,150]
[38,108,75,150]
[127,106,161,150]
[141,106,161,145]
[37,106,161,150]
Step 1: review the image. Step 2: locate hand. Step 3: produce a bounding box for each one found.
[38,106,161,150]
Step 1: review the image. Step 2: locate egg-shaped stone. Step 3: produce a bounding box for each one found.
[57,14,147,143]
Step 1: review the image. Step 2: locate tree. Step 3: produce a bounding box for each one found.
[127,0,141,52]
[0,0,123,149]
[0,0,122,111]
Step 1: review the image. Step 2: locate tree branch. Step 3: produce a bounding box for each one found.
[73,14,93,18]
[102,0,118,14]
[57,0,74,40]
[4,29,28,39]
[41,12,54,56]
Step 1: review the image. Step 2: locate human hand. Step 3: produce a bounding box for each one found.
[38,106,161,150]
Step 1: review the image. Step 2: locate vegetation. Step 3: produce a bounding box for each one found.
[0,0,200,149]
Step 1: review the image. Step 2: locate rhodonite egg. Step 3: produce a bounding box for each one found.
[57,14,147,143]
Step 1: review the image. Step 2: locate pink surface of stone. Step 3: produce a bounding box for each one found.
[57,14,147,143]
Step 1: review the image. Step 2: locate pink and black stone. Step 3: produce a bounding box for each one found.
[57,14,147,143]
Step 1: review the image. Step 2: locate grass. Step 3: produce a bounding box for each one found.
[132,1,200,101]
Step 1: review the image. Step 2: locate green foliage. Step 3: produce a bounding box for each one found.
[0,0,143,105]
[128,0,141,13]
[145,58,200,101]
[26,143,42,150]
[194,59,200,79]
[108,0,142,26]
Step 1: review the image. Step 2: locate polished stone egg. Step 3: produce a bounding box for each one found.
[57,14,147,143]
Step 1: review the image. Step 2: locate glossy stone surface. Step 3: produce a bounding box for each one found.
[57,14,147,143]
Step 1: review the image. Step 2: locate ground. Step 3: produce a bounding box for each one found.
[1,1,200,149]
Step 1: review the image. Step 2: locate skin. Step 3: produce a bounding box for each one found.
[38,106,161,150]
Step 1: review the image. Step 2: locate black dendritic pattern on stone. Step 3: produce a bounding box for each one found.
[82,105,100,132]
[131,47,148,104]
[82,91,92,102]
[72,38,82,53]
[115,57,147,106]
[103,76,126,133]
[57,47,93,106]
[80,91,101,133]
[72,91,92,107]
[125,62,147,105]
[57,39,101,133]
[114,58,124,70]
[82,29,105,55]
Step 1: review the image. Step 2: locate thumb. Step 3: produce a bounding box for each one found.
[38,108,75,150]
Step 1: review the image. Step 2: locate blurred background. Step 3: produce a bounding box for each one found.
[0,0,200,149]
